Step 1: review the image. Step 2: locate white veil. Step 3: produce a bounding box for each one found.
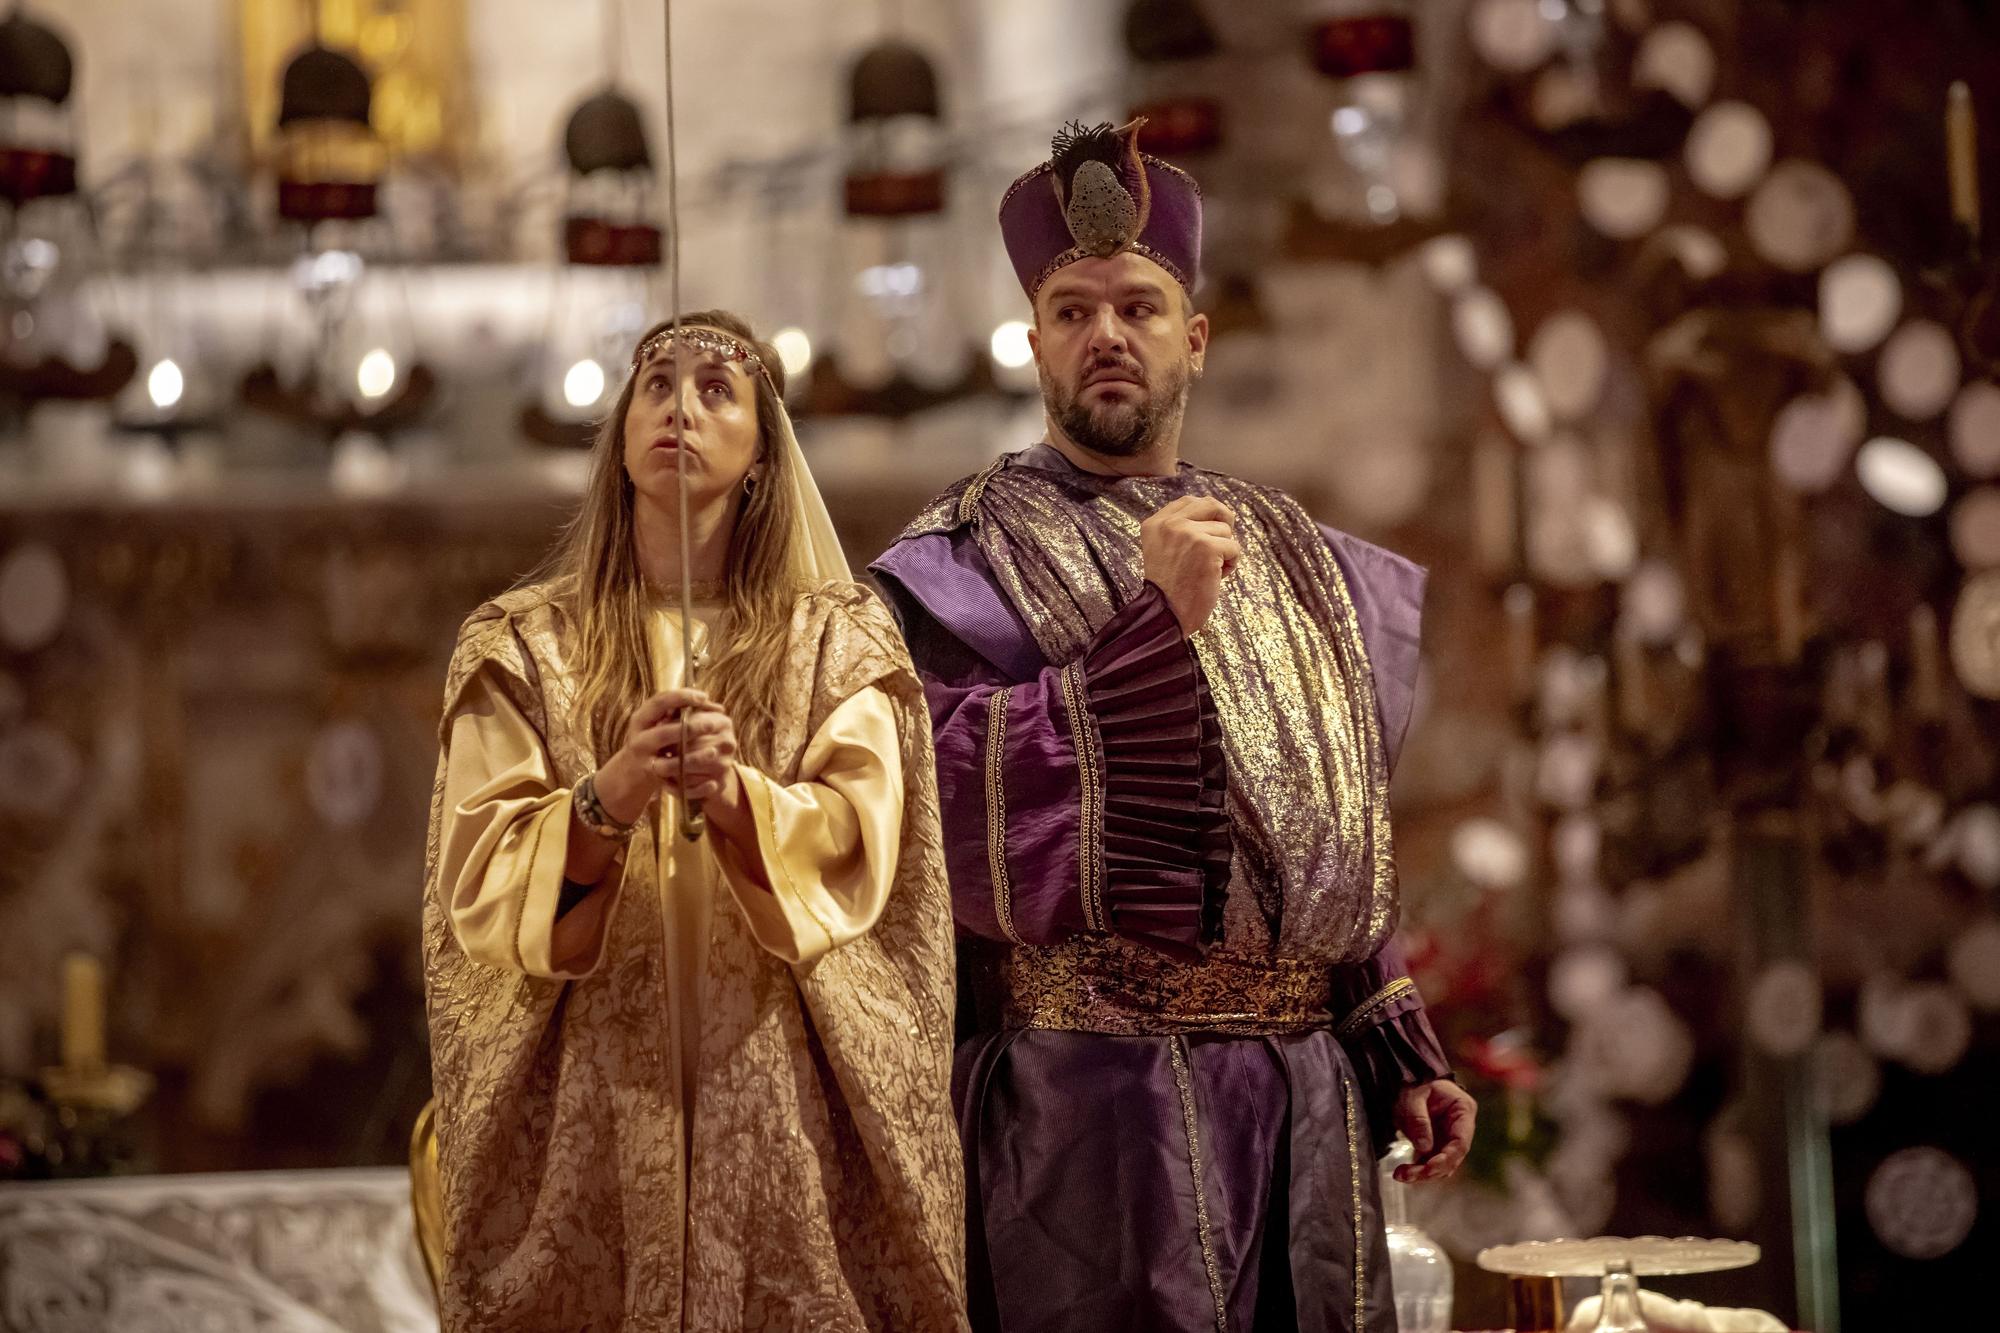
[767,395,852,585]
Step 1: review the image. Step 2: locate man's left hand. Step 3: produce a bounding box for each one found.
[1391,1079,1477,1183]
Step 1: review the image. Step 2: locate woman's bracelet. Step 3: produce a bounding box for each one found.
[573,770,639,842]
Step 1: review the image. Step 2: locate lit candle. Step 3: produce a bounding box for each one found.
[61,953,105,1072]
[1910,603,1945,719]
[1949,82,1981,241]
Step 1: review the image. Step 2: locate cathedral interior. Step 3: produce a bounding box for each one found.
[2,1,1996,1329]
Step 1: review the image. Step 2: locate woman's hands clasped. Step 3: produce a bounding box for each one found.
[593,688,743,827]
[631,687,740,803]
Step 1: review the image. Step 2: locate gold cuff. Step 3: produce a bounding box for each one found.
[1335,976,1416,1038]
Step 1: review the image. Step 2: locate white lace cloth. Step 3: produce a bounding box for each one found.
[0,1168,437,1333]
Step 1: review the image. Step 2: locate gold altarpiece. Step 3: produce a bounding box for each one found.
[238,0,470,168]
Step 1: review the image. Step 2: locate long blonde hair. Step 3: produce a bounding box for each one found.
[533,310,808,769]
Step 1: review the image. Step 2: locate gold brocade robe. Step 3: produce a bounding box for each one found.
[420,579,966,1332]
[917,455,1401,964]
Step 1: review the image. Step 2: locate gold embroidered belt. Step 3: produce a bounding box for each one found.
[1000,937,1334,1037]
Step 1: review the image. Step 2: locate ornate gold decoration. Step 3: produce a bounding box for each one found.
[1001,937,1333,1036]
[1169,1037,1229,1332]
[985,686,1025,944]
[1336,976,1416,1038]
[240,0,468,167]
[1344,1071,1365,1332]
[1058,663,1106,932]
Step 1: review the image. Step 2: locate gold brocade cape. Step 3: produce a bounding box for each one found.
[909,454,1399,967]
[420,580,965,1331]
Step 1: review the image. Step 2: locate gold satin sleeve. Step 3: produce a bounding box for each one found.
[715,685,905,967]
[438,665,627,978]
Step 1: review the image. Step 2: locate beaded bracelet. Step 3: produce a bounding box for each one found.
[573,771,638,842]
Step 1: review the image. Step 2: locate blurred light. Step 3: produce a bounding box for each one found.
[2,237,59,301]
[146,358,184,410]
[1950,382,2000,478]
[1583,498,1637,578]
[1812,1031,1879,1125]
[356,349,397,401]
[1549,945,1628,1020]
[1948,917,2000,1010]
[1818,253,1901,353]
[1528,308,1608,421]
[1471,0,1559,73]
[1451,817,1530,889]
[1856,436,1947,516]
[121,437,177,499]
[990,320,1033,370]
[1685,101,1773,200]
[1332,106,1368,137]
[1578,158,1669,238]
[1494,363,1553,442]
[772,326,814,377]
[855,262,924,301]
[1453,288,1515,368]
[1622,560,1686,643]
[1770,378,1865,493]
[1633,22,1716,108]
[1878,320,1961,420]
[330,430,405,496]
[562,358,606,409]
[1865,1147,1976,1260]
[1745,960,1822,1056]
[294,248,363,292]
[1418,234,1477,293]
[1659,225,1728,280]
[1952,804,2000,890]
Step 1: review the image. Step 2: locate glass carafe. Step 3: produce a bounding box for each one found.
[1379,1136,1452,1333]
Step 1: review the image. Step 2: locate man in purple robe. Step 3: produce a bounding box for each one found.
[871,120,1477,1332]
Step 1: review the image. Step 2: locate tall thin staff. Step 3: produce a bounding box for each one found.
[662,0,703,841]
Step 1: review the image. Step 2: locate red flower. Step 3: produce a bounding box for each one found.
[1459,1035,1544,1091]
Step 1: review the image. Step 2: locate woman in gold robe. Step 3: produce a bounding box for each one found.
[420,312,965,1330]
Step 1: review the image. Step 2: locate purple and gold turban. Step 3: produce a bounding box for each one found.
[998,119,1203,299]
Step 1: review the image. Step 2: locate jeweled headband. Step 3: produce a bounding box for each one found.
[629,325,770,381]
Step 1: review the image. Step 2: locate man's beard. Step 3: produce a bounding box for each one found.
[1043,354,1191,459]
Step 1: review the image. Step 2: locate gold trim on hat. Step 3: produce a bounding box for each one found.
[1027,241,1191,297]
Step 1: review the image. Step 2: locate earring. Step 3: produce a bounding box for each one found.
[743,474,758,496]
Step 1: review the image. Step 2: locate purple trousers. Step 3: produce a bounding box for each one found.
[956,1028,1394,1333]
